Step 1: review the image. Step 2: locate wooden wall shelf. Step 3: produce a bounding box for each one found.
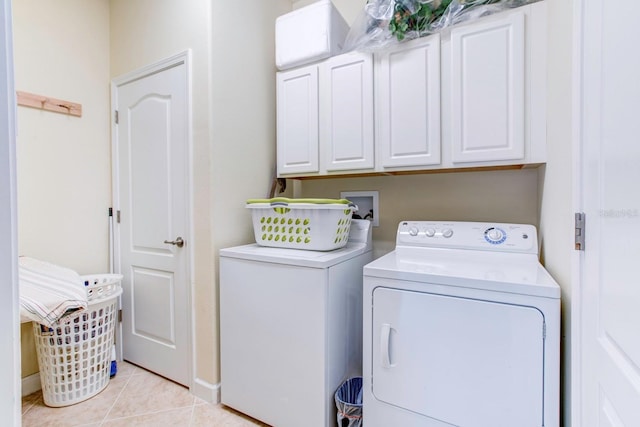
[16,91,82,117]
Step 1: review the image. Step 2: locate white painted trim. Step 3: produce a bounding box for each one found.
[21,373,42,397]
[111,51,192,87]
[191,378,220,404]
[110,50,195,390]
[21,374,216,403]
[110,76,122,364]
[0,0,20,423]
[571,1,585,426]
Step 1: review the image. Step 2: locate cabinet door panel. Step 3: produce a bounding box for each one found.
[378,36,441,168]
[450,12,525,163]
[321,53,374,172]
[277,66,319,174]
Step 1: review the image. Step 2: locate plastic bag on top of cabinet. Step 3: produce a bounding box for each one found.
[344,0,540,52]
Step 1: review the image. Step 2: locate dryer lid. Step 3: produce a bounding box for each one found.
[220,219,372,268]
[220,242,370,268]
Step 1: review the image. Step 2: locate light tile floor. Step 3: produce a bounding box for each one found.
[22,361,270,426]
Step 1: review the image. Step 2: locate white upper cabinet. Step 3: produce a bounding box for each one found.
[277,51,374,176]
[376,35,441,168]
[277,64,319,175]
[442,1,547,168]
[320,52,375,172]
[276,1,547,178]
[449,11,525,163]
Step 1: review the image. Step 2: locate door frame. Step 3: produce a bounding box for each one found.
[0,0,20,421]
[110,50,195,387]
[571,0,584,425]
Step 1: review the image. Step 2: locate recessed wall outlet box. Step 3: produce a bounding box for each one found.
[341,191,379,227]
[275,0,350,70]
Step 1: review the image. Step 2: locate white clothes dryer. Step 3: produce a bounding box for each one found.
[220,220,373,427]
[363,221,560,427]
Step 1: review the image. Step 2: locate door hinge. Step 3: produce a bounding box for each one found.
[114,110,119,124]
[118,309,122,322]
[575,212,585,251]
[116,210,121,223]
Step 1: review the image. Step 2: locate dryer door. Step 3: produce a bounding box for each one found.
[371,287,545,427]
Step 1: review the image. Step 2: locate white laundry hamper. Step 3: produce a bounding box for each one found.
[33,274,123,407]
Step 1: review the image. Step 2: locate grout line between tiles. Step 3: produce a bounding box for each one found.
[188,401,197,427]
[99,372,134,426]
[21,400,34,417]
[99,405,195,425]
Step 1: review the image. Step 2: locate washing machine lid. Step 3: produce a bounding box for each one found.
[364,248,560,298]
[221,218,372,268]
[220,242,370,268]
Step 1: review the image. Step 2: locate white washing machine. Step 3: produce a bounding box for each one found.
[220,220,373,427]
[363,221,560,427]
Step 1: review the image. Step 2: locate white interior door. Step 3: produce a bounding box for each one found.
[112,53,191,387]
[577,1,640,425]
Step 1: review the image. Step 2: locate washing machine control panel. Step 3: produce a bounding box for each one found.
[396,221,537,254]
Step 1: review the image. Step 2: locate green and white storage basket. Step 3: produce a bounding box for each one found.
[33,274,123,407]
[247,198,356,251]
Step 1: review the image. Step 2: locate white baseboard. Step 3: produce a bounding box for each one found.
[191,377,220,403]
[21,373,41,396]
[25,371,221,403]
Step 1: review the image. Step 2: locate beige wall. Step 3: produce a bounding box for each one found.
[13,0,111,378]
[539,0,574,424]
[210,0,292,252]
[14,0,111,274]
[209,0,291,387]
[299,169,540,256]
[293,0,365,27]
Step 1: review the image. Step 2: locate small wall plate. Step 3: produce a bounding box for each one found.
[340,191,379,227]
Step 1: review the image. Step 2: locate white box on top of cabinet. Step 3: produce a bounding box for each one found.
[276,0,547,178]
[275,0,349,71]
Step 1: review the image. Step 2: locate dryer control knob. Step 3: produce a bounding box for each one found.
[486,228,505,243]
[409,226,419,236]
[442,228,454,238]
[425,228,436,237]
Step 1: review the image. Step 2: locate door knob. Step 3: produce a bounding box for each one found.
[164,237,185,248]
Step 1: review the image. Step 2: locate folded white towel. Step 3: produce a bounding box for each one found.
[19,257,88,327]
